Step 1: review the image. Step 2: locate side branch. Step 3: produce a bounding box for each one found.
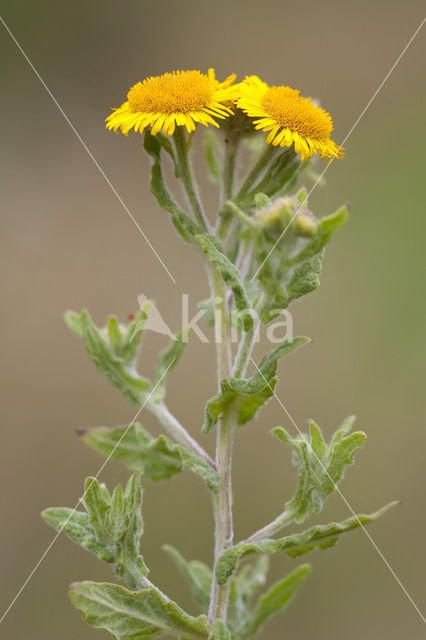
[146,398,216,470]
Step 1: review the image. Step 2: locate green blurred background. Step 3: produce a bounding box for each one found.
[1,1,425,638]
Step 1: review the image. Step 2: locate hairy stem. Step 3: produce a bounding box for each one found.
[217,133,240,241]
[147,399,216,470]
[173,127,210,231]
[232,322,257,379]
[225,200,257,228]
[208,268,234,625]
[222,132,240,203]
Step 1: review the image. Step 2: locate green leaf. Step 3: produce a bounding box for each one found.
[254,193,271,209]
[81,423,219,493]
[163,546,212,613]
[202,338,310,433]
[162,549,272,632]
[257,249,325,324]
[176,444,220,493]
[197,298,215,327]
[273,417,367,523]
[124,299,154,364]
[42,470,148,588]
[284,205,349,268]
[227,557,269,635]
[285,251,323,302]
[154,329,189,401]
[196,234,253,331]
[254,203,348,322]
[107,316,123,352]
[215,503,397,584]
[79,309,150,406]
[69,581,212,639]
[144,130,203,243]
[239,564,311,639]
[156,132,179,177]
[41,508,111,560]
[64,310,83,337]
[203,130,222,184]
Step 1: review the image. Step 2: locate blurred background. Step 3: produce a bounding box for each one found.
[1,1,425,638]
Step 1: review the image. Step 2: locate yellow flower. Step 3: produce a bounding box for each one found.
[106,69,237,137]
[236,76,344,160]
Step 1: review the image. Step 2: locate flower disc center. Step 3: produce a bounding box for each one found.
[262,86,333,139]
[128,71,214,114]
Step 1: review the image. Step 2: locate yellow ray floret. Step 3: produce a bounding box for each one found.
[236,75,344,161]
[106,69,238,136]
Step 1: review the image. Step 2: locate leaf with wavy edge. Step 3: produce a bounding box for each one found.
[273,416,367,523]
[69,581,212,639]
[163,545,212,613]
[81,423,219,493]
[42,471,148,588]
[215,503,397,585]
[78,309,150,406]
[238,564,311,639]
[202,338,310,433]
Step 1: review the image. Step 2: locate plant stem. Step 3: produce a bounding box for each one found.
[147,399,216,470]
[208,268,234,625]
[217,133,240,242]
[232,322,257,379]
[245,509,295,544]
[222,132,240,203]
[209,405,236,624]
[224,200,257,228]
[237,145,276,200]
[123,560,171,601]
[173,127,211,231]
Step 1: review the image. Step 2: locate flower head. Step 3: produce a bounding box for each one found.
[237,76,344,160]
[106,69,238,137]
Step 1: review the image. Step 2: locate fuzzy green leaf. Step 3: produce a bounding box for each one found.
[81,423,219,493]
[273,416,366,523]
[196,234,253,331]
[163,546,212,613]
[216,503,397,584]
[123,299,153,365]
[41,508,111,560]
[239,564,311,639]
[69,581,212,639]
[285,205,349,268]
[254,204,348,322]
[156,132,179,176]
[197,298,215,327]
[107,316,123,352]
[64,310,84,337]
[254,193,271,209]
[144,131,203,243]
[163,548,272,634]
[202,338,310,433]
[154,330,189,401]
[257,249,325,324]
[227,557,270,635]
[42,470,148,588]
[75,309,150,406]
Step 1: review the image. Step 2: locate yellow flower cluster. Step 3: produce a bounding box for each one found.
[106,69,344,160]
